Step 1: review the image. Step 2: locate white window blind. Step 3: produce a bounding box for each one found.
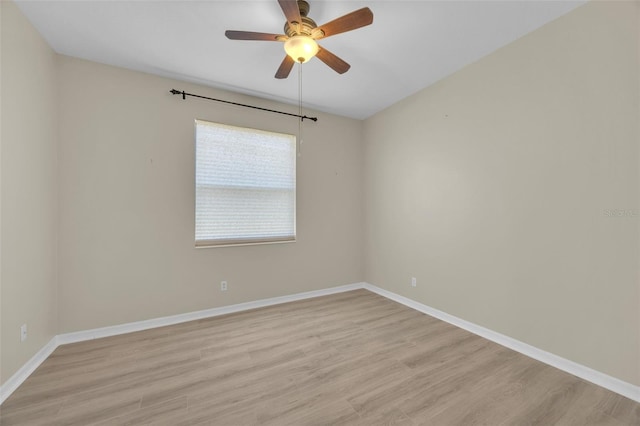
[195,120,296,247]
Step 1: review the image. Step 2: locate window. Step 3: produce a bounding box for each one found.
[195,120,296,247]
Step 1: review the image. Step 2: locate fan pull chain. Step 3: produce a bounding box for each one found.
[298,62,303,157]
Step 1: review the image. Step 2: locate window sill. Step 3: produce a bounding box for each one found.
[195,238,296,249]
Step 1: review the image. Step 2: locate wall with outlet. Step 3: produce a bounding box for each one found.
[55,56,364,333]
[364,1,639,386]
[1,1,59,385]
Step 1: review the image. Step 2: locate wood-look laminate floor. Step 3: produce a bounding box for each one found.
[1,289,638,425]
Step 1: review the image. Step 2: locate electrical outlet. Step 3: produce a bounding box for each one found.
[220,281,228,291]
[411,277,417,287]
[20,324,27,342]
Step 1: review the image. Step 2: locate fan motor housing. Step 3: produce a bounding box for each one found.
[283,1,324,38]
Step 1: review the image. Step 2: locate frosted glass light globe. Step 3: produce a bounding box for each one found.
[284,36,319,63]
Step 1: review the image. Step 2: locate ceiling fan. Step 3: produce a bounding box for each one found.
[225,0,373,79]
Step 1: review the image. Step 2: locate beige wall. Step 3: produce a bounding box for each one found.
[56,56,364,333]
[364,0,639,386]
[1,1,59,384]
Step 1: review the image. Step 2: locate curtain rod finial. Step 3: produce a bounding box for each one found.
[169,89,186,99]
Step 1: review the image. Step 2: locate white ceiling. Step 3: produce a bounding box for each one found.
[16,0,585,119]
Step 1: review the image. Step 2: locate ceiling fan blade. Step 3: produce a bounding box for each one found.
[316,7,373,39]
[278,0,302,29]
[275,55,295,79]
[316,46,350,74]
[225,30,285,41]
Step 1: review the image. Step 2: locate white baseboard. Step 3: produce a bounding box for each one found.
[1,282,365,404]
[2,281,638,406]
[57,282,365,345]
[0,336,58,404]
[363,282,640,403]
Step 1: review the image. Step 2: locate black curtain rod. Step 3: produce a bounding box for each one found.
[169,89,318,122]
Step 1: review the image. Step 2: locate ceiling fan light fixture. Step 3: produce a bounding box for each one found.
[284,35,318,63]
[226,1,374,78]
